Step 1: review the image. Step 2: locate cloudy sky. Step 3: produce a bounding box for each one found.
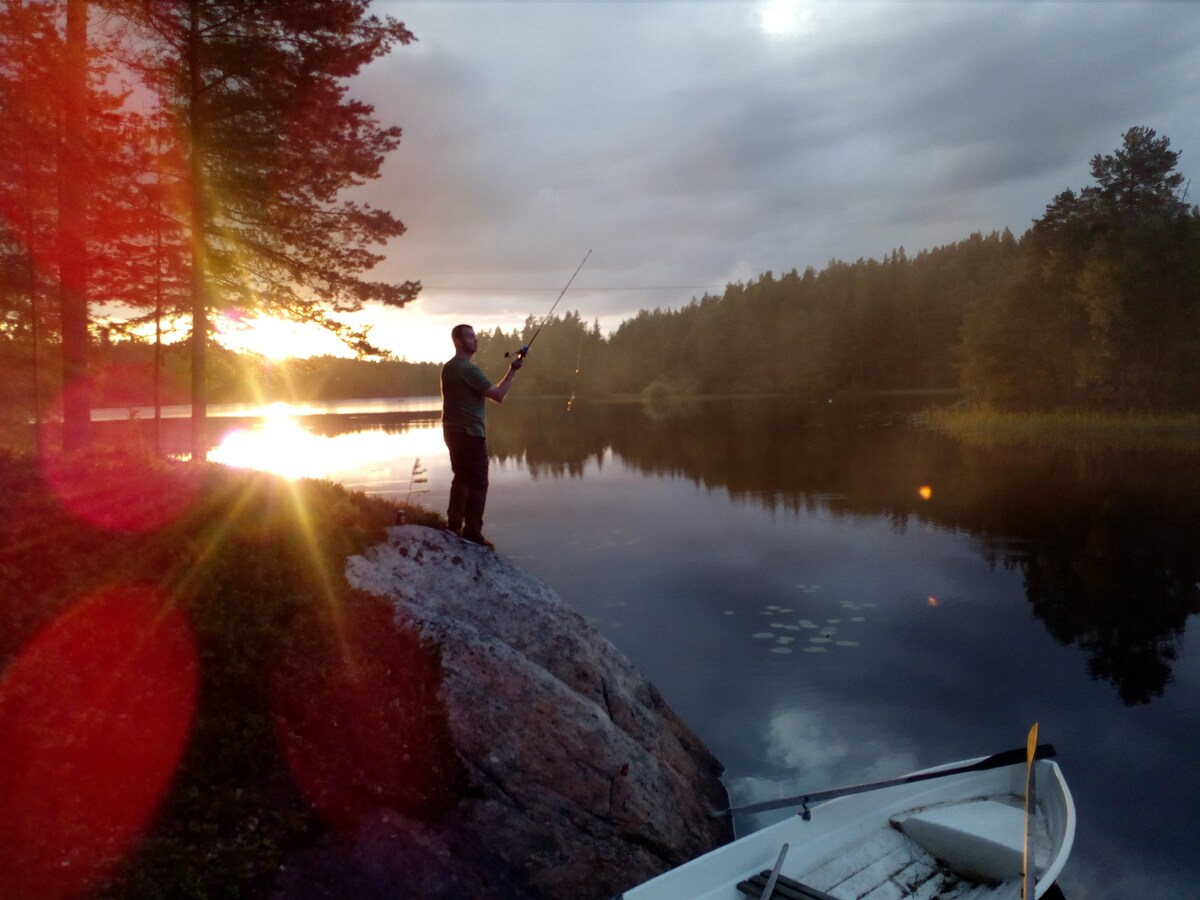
[285,1,1200,361]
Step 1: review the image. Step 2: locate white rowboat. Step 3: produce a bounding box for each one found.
[618,746,1075,900]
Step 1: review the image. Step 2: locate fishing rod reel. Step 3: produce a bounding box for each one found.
[505,345,530,361]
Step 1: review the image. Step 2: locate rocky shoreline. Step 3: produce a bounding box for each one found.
[275,525,732,899]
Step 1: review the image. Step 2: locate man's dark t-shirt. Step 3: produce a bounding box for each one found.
[441,356,493,438]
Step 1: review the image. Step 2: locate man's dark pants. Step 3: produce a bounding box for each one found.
[444,430,489,538]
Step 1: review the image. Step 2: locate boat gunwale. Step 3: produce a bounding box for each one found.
[617,757,1075,900]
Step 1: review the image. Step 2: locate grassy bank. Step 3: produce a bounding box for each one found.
[923,407,1200,451]
[0,451,463,899]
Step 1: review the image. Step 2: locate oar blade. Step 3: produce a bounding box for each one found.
[1022,723,1039,900]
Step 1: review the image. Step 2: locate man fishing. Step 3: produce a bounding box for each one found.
[440,324,524,548]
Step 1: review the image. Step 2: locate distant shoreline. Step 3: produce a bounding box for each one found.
[86,395,443,422]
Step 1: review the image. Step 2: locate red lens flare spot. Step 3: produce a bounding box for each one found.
[40,448,199,533]
[927,596,939,607]
[271,602,461,830]
[0,586,198,899]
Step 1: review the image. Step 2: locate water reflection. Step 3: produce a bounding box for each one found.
[205,402,446,491]
[483,398,1200,707]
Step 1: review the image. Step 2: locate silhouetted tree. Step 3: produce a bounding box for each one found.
[109,0,420,458]
[960,127,1200,410]
[0,1,132,450]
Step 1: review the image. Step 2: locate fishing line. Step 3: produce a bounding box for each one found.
[567,330,585,413]
[506,249,592,360]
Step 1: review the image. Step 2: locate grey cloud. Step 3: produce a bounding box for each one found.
[352,1,1200,346]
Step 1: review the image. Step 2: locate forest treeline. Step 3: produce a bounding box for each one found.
[77,339,440,407]
[468,126,1199,412]
[65,126,1200,414]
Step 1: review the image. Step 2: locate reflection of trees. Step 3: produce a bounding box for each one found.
[489,397,961,520]
[487,399,1200,705]
[956,446,1200,705]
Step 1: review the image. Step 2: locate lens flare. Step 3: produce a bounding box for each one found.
[40,446,199,533]
[919,485,933,500]
[270,601,460,829]
[0,586,198,899]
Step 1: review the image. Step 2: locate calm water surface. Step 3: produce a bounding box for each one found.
[201,396,1200,899]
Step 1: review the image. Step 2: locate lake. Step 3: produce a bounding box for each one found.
[187,394,1200,899]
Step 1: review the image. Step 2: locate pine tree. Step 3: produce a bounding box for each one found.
[109,0,420,458]
[1,0,128,450]
[0,1,61,445]
[58,0,90,451]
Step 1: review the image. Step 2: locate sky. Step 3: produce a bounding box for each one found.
[228,1,1200,362]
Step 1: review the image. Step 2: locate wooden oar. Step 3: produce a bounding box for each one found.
[1022,723,1039,900]
[712,743,1057,819]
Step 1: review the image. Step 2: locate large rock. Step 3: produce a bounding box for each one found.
[279,525,732,900]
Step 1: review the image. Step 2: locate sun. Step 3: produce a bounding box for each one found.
[212,309,449,363]
[214,313,352,360]
[758,1,817,39]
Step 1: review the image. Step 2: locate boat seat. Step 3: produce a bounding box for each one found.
[736,870,838,900]
[893,799,1026,881]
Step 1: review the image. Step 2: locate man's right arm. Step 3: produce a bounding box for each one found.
[485,358,523,403]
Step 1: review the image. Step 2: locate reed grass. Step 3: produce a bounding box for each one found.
[922,407,1200,451]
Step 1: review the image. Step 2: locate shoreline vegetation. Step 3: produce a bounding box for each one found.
[0,451,460,899]
[628,385,1200,451]
[921,406,1200,451]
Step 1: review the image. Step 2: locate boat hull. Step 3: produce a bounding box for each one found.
[618,757,1075,900]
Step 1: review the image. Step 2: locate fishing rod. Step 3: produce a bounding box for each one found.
[506,249,592,360]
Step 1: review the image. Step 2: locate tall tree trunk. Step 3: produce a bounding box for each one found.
[187,0,208,461]
[17,1,44,457]
[58,0,89,452]
[153,106,165,456]
[154,226,164,456]
[27,215,42,458]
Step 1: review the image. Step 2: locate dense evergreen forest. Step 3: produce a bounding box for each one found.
[469,127,1200,413]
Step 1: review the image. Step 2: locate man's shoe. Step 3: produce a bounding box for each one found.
[462,531,494,550]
